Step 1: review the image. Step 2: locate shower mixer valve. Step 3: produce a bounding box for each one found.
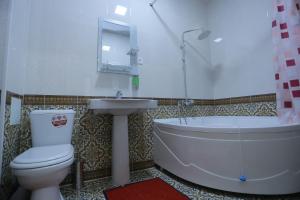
[178,99,194,106]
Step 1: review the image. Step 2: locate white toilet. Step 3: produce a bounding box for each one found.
[10,110,75,200]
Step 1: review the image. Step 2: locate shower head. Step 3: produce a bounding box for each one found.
[182,28,211,42]
[198,29,211,40]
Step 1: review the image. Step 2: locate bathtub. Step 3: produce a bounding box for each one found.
[153,116,300,195]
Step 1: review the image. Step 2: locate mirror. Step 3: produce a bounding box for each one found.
[98,19,139,75]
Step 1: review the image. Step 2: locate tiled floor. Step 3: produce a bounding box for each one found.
[61,167,300,200]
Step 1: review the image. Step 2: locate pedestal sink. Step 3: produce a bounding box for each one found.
[88,98,158,186]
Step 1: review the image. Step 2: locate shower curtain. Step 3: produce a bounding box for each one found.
[272,0,300,123]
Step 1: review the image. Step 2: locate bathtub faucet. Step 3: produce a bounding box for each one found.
[184,99,194,106]
[177,99,193,125]
[179,99,194,106]
[115,90,123,99]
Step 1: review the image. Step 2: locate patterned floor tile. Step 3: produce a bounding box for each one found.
[61,167,300,200]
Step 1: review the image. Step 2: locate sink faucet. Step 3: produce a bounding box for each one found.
[116,90,123,99]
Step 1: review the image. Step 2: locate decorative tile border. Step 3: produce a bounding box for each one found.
[22,93,276,106]
[214,93,276,105]
[24,95,78,105]
[251,93,276,103]
[23,95,182,106]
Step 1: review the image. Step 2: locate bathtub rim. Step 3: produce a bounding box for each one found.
[153,116,300,134]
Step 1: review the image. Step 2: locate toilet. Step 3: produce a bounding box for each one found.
[10,110,75,200]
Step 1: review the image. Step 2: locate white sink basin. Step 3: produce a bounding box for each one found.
[88,98,158,186]
[88,98,158,115]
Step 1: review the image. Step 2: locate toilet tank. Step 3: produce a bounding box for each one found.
[30,110,75,147]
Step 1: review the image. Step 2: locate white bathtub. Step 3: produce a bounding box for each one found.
[153,116,300,195]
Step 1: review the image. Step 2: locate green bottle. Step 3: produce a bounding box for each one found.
[132,75,139,89]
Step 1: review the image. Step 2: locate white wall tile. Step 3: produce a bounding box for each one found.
[208,0,275,98]
[5,0,31,95]
[0,0,11,91]
[5,0,276,99]
[22,0,213,98]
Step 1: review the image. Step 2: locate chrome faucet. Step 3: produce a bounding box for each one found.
[177,99,194,125]
[116,90,123,99]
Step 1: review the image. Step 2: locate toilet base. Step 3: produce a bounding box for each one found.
[31,186,64,200]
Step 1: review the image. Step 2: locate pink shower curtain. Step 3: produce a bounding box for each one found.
[272,0,300,123]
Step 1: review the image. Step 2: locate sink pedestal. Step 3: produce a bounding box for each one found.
[88,98,158,186]
[112,115,129,186]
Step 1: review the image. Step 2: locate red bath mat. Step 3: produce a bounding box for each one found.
[104,178,189,200]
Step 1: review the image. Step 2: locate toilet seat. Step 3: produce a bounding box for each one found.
[10,144,74,170]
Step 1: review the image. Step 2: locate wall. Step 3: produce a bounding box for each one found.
[5,0,30,95]
[0,96,276,199]
[0,0,30,197]
[1,93,275,198]
[208,0,275,99]
[23,0,213,99]
[0,0,11,195]
[1,101,21,200]
[0,0,280,198]
[0,0,11,92]
[4,0,277,99]
[1,96,214,199]
[0,0,12,90]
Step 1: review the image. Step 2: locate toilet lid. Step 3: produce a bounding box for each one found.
[11,144,74,169]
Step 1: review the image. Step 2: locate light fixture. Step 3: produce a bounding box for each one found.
[114,5,128,16]
[214,38,223,43]
[102,45,111,51]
